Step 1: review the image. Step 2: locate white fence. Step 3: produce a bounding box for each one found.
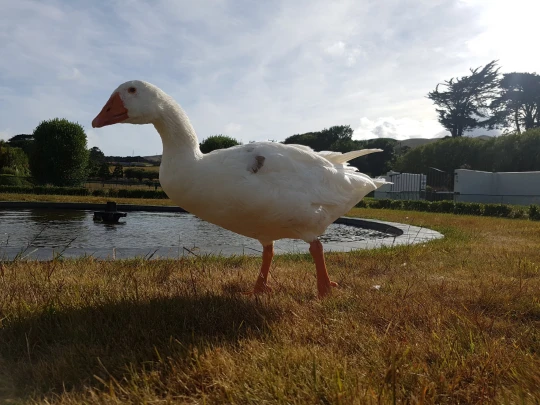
[374,171,426,200]
[454,169,540,205]
[373,169,540,205]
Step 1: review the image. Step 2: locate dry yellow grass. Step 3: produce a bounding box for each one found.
[0,193,176,206]
[84,182,160,191]
[0,209,539,404]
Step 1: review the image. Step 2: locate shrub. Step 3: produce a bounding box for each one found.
[483,203,513,218]
[0,174,32,187]
[117,189,168,199]
[30,118,89,186]
[0,185,90,196]
[511,208,526,219]
[368,199,393,209]
[402,200,431,211]
[0,167,18,176]
[454,202,483,216]
[355,200,368,208]
[200,135,241,154]
[430,200,455,213]
[529,205,540,221]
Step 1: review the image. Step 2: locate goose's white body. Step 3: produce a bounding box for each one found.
[160,141,385,245]
[92,80,389,297]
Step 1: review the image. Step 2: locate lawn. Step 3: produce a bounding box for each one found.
[0,193,177,206]
[0,207,539,404]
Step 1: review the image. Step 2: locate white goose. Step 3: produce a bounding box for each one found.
[92,81,388,297]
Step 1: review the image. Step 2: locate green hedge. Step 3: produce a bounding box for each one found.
[0,185,90,195]
[0,175,33,187]
[529,205,540,221]
[0,185,168,199]
[357,198,540,221]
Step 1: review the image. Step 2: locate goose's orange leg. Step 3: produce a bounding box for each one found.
[309,240,338,298]
[251,244,274,294]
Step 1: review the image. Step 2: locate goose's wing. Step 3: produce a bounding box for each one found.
[212,142,385,208]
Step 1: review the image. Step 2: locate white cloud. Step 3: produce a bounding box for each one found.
[0,0,534,155]
[354,117,445,140]
[325,41,346,56]
[224,123,243,135]
[0,129,12,141]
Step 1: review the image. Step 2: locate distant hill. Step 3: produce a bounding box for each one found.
[396,138,443,149]
[143,155,162,163]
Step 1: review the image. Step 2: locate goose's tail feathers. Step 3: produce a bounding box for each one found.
[319,148,383,165]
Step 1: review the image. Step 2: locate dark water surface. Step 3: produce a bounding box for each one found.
[0,209,392,260]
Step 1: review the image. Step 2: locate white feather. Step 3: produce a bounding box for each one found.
[108,80,390,245]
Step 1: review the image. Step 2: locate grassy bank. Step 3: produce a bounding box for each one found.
[0,209,539,404]
[0,192,176,206]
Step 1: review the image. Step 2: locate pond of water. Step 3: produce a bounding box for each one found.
[0,209,394,260]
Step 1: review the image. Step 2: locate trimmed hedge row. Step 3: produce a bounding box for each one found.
[357,198,540,221]
[1,184,539,219]
[0,185,169,199]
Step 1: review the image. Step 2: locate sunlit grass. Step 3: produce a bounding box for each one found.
[0,209,539,404]
[0,193,176,206]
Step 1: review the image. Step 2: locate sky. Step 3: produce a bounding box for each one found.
[0,0,538,156]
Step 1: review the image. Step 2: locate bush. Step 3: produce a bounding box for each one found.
[483,203,513,218]
[402,200,431,211]
[117,189,168,199]
[368,199,393,209]
[511,208,526,219]
[30,118,89,186]
[0,167,19,176]
[356,200,368,208]
[430,200,455,213]
[92,189,107,197]
[0,143,29,175]
[0,185,90,196]
[529,205,540,221]
[454,202,483,216]
[0,174,32,187]
[200,135,241,154]
[364,197,540,222]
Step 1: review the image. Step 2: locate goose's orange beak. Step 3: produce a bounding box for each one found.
[92,92,129,128]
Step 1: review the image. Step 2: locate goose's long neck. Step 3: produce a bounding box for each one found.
[153,98,202,162]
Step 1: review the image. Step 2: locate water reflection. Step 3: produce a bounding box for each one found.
[0,209,392,259]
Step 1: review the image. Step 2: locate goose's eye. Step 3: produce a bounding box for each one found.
[128,87,137,94]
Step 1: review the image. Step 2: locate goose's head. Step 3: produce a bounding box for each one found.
[92,80,166,128]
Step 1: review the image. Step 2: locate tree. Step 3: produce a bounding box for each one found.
[0,142,29,175]
[87,147,105,177]
[283,125,354,151]
[145,170,159,181]
[200,135,241,153]
[353,138,398,176]
[490,72,540,133]
[7,134,34,156]
[282,132,320,150]
[112,165,124,179]
[427,60,500,137]
[134,169,145,182]
[30,118,89,186]
[97,163,111,180]
[124,168,136,181]
[124,168,146,182]
[393,130,540,174]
